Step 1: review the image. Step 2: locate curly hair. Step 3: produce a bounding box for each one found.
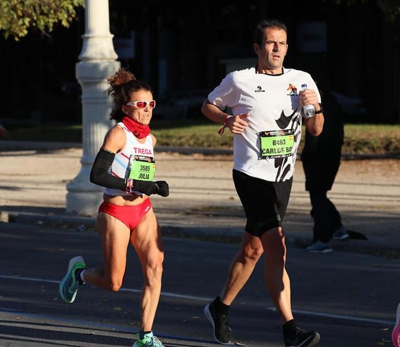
[107,68,153,122]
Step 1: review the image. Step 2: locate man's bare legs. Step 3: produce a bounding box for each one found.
[219,227,293,323]
[219,232,263,305]
[261,227,293,323]
[208,226,319,346]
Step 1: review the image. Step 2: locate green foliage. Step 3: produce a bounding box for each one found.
[0,0,85,41]
[8,121,400,156]
[341,124,400,154]
[378,0,400,21]
[333,0,400,22]
[151,121,234,148]
[9,124,83,142]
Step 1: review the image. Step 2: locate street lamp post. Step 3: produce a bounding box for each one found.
[66,0,120,215]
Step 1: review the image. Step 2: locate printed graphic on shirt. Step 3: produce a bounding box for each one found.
[287,84,299,96]
[275,109,298,130]
[255,85,265,93]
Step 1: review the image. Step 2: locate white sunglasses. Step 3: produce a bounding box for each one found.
[126,100,156,109]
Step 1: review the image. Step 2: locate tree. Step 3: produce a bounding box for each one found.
[0,0,85,41]
[333,0,400,22]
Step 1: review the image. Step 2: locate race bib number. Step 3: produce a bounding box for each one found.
[128,155,156,181]
[259,129,295,159]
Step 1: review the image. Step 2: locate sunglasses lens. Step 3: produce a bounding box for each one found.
[136,101,146,108]
[149,101,156,108]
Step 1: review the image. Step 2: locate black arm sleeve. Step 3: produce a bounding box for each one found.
[90,149,126,190]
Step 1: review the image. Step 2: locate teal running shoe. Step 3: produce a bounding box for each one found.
[59,256,85,303]
[132,332,164,347]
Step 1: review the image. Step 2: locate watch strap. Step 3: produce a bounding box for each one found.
[315,103,324,114]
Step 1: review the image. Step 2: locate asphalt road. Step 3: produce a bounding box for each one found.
[0,221,399,347]
[0,145,399,346]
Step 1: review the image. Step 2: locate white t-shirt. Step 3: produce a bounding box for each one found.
[208,66,320,182]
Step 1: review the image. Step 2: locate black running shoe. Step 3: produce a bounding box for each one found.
[284,327,320,347]
[204,302,234,344]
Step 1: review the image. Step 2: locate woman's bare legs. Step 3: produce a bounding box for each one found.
[131,209,164,332]
[83,209,164,332]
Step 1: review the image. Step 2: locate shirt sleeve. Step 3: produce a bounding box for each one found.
[208,72,237,110]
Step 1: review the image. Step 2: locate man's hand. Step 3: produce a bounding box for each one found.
[230,112,250,134]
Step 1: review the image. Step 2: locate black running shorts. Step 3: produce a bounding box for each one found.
[232,169,292,237]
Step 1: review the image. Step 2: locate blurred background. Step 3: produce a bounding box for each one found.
[0,0,399,128]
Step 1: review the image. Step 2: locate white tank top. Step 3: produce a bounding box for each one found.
[104,122,155,196]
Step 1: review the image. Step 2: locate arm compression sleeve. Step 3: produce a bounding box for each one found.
[90,149,126,190]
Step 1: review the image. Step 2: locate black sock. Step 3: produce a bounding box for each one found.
[283,319,297,335]
[139,330,152,340]
[214,296,230,315]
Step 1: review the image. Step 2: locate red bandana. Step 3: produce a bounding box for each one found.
[122,116,150,139]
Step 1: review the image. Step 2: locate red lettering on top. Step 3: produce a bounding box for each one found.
[133,147,153,156]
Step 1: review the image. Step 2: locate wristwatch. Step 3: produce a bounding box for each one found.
[315,103,324,114]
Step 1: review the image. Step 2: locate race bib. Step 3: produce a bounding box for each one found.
[259,129,295,159]
[128,155,156,181]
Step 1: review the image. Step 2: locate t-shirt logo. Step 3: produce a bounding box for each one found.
[255,85,265,93]
[287,84,298,95]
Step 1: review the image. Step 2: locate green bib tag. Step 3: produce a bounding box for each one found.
[128,155,156,181]
[259,130,295,159]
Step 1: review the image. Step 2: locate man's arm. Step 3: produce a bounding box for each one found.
[201,99,232,125]
[304,110,324,137]
[201,99,250,135]
[300,89,324,136]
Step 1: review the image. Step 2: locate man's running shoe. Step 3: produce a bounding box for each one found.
[132,332,164,347]
[59,256,85,303]
[333,226,350,240]
[204,301,234,344]
[392,302,400,347]
[306,241,332,253]
[284,327,320,347]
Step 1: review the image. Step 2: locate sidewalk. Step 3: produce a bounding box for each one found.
[0,141,399,256]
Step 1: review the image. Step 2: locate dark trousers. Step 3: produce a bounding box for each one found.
[302,159,343,243]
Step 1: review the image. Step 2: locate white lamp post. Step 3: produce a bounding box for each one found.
[66,0,120,215]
